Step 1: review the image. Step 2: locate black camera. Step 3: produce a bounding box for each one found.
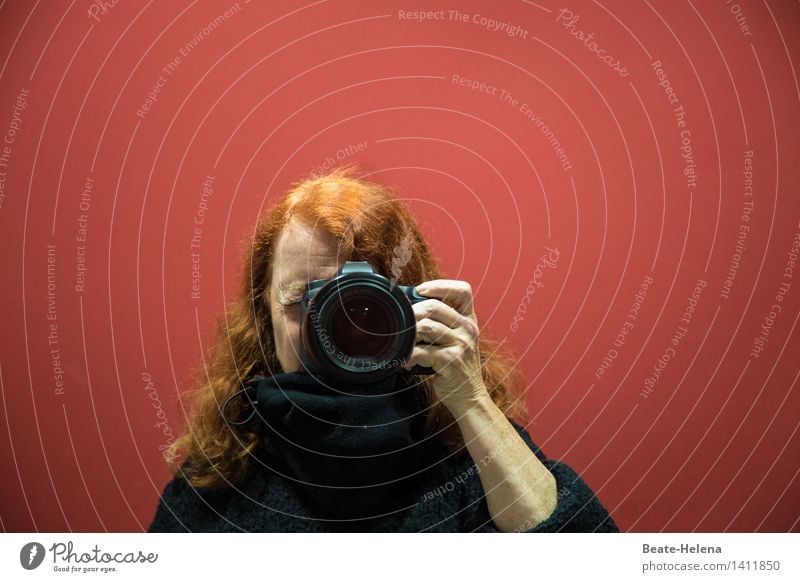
[299,261,435,383]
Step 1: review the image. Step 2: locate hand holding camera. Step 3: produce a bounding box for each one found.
[403,276,490,413]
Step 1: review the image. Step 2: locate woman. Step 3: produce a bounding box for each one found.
[148,166,618,532]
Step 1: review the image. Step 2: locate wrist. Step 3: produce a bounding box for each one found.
[444,387,496,420]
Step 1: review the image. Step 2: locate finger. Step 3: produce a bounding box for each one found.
[412,298,463,327]
[416,280,475,316]
[412,298,478,337]
[404,343,459,374]
[415,318,462,347]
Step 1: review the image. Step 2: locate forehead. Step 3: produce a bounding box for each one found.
[271,219,342,289]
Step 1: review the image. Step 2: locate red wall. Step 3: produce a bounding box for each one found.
[0,0,798,532]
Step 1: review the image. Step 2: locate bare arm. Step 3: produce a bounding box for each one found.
[405,278,557,532]
[450,391,557,532]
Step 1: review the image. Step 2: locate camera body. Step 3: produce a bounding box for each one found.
[299,261,434,383]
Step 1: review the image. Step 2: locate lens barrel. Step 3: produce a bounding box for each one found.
[299,261,430,383]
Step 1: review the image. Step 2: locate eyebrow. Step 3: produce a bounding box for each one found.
[277,281,307,305]
[277,266,340,305]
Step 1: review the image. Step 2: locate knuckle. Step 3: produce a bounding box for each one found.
[461,340,476,357]
[462,318,479,339]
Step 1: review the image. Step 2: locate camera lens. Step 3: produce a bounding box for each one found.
[326,290,398,360]
[300,262,423,382]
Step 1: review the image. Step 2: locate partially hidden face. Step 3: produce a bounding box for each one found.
[269,218,344,373]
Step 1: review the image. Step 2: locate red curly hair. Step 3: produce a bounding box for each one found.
[166,165,528,488]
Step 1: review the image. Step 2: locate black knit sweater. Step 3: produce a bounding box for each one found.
[147,419,618,532]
